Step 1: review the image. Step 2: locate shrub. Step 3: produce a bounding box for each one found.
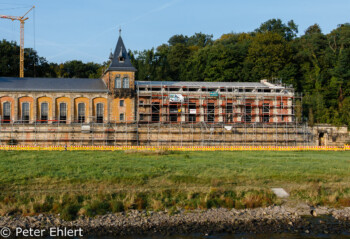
[111,201,124,212]
[85,200,111,217]
[61,204,80,221]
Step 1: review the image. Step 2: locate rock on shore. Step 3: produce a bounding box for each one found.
[1,206,350,236]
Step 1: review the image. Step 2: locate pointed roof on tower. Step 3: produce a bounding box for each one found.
[108,34,136,72]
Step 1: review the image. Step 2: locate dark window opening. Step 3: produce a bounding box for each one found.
[22,102,30,123]
[41,102,48,123]
[245,104,252,114]
[78,103,85,123]
[59,103,67,124]
[120,100,124,107]
[139,100,144,106]
[120,113,124,121]
[3,102,11,123]
[169,104,178,122]
[263,115,270,123]
[263,103,270,113]
[118,56,125,62]
[96,103,104,123]
[244,104,252,123]
[139,114,144,121]
[245,115,252,122]
[207,103,215,122]
[152,102,160,122]
[225,103,233,123]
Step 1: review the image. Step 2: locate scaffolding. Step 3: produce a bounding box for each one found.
[134,81,311,146]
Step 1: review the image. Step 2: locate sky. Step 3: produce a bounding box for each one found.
[0,0,349,64]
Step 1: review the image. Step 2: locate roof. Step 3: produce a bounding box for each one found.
[0,77,109,93]
[108,36,137,72]
[135,81,270,88]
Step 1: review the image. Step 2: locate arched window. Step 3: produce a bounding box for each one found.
[96,103,104,123]
[78,103,85,123]
[3,102,11,123]
[41,102,48,123]
[123,77,129,88]
[59,103,67,124]
[115,78,121,88]
[22,102,30,123]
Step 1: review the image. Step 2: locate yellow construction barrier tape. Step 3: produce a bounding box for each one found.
[0,145,349,151]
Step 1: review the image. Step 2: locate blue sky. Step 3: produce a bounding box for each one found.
[1,0,349,64]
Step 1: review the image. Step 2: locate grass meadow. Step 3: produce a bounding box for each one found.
[0,150,349,220]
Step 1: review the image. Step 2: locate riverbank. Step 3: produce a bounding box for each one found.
[1,150,350,219]
[1,205,350,236]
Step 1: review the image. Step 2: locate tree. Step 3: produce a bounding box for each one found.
[255,19,298,41]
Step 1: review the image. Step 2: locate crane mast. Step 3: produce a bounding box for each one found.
[0,6,35,78]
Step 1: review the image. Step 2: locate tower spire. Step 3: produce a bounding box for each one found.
[119,26,121,37]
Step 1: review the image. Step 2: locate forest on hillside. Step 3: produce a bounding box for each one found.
[0,19,350,127]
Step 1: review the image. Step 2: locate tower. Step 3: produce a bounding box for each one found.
[102,31,137,123]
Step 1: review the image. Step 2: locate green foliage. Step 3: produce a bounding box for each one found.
[61,204,81,221]
[111,200,124,213]
[0,40,103,78]
[85,200,111,217]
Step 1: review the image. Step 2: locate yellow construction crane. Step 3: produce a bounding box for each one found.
[0,6,35,78]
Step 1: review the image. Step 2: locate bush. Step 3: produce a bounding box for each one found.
[111,201,124,212]
[61,204,80,221]
[85,200,111,217]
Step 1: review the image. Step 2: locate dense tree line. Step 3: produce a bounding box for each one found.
[0,39,106,78]
[1,19,350,127]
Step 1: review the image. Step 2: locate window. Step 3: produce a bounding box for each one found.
[115,78,121,88]
[225,103,233,123]
[280,102,284,109]
[123,77,129,88]
[120,100,124,107]
[263,103,270,113]
[41,102,48,123]
[22,102,30,123]
[169,104,178,122]
[245,104,252,114]
[245,115,252,122]
[281,115,285,121]
[152,102,160,122]
[119,113,124,121]
[207,103,215,122]
[244,104,252,123]
[139,114,144,121]
[139,100,144,106]
[263,115,270,123]
[3,102,11,123]
[96,103,104,123]
[78,103,85,123]
[59,103,67,124]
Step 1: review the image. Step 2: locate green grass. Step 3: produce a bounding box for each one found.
[0,150,349,219]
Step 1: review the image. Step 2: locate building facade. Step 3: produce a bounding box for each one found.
[0,35,296,126]
[0,35,317,146]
